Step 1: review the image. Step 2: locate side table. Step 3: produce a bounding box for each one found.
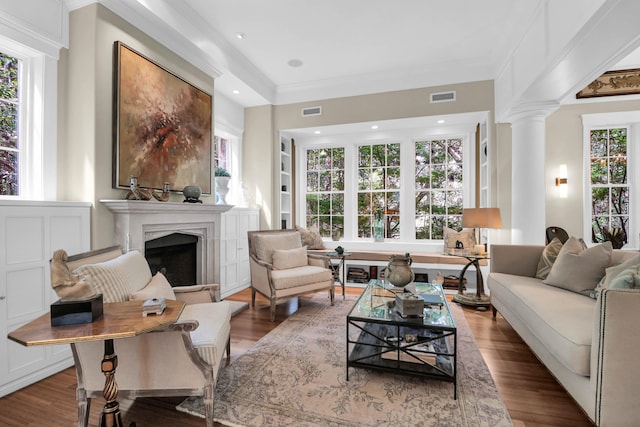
[325,251,351,299]
[446,250,491,311]
[8,299,185,427]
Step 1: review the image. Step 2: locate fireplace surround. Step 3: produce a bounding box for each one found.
[101,200,232,285]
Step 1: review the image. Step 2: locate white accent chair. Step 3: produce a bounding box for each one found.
[61,246,231,427]
[248,229,334,321]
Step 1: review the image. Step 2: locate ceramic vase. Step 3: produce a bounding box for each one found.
[215,176,231,204]
[386,253,414,287]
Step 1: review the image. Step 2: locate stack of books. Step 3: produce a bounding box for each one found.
[347,267,369,283]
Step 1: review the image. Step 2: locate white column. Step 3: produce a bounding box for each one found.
[509,105,557,244]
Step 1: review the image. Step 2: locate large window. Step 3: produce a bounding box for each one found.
[357,143,400,238]
[589,127,629,246]
[0,51,19,195]
[415,138,464,240]
[306,147,345,237]
[298,131,473,244]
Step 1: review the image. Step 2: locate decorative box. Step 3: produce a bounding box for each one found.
[50,293,103,326]
[395,292,424,317]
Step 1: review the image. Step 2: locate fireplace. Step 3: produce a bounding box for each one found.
[145,233,198,286]
[101,200,232,285]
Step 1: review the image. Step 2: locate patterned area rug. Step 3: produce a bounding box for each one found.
[177,293,513,427]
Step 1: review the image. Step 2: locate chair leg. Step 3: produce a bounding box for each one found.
[270,300,276,322]
[204,387,214,427]
[77,391,90,427]
[330,287,335,305]
[226,335,231,361]
[251,287,256,307]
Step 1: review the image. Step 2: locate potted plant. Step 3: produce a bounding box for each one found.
[214,167,231,204]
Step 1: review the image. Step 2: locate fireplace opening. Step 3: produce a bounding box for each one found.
[145,233,198,287]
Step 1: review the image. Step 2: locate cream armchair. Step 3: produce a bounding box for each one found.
[248,229,334,321]
[61,246,231,427]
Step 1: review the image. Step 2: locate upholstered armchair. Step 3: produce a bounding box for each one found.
[61,246,231,427]
[248,229,334,321]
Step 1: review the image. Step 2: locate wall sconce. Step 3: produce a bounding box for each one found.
[555,164,568,198]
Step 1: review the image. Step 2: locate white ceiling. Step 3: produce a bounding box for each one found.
[91,0,640,108]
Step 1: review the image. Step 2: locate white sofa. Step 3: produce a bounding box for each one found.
[63,246,231,427]
[488,244,640,427]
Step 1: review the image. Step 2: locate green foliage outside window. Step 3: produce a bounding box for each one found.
[590,128,628,247]
[306,147,345,237]
[415,138,464,239]
[357,143,400,239]
[0,51,19,195]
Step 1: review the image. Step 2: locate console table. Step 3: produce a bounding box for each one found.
[8,300,185,426]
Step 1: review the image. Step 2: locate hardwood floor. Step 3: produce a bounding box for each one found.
[0,288,593,426]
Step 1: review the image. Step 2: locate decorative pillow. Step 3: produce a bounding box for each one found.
[591,253,640,298]
[129,272,176,301]
[254,232,303,264]
[609,266,640,290]
[297,224,324,249]
[443,226,475,250]
[535,237,564,280]
[272,247,308,270]
[543,237,613,295]
[72,251,153,302]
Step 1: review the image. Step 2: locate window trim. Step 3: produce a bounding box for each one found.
[582,111,640,249]
[294,128,476,247]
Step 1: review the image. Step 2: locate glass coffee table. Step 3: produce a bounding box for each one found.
[346,279,457,398]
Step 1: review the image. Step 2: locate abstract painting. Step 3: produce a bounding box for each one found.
[113,42,212,193]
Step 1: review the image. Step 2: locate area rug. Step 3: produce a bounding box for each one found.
[177,294,513,426]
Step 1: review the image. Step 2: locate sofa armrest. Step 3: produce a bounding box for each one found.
[174,284,221,303]
[591,288,640,426]
[489,244,544,277]
[307,253,329,268]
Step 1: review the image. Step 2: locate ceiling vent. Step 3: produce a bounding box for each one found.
[430,91,456,103]
[301,106,322,117]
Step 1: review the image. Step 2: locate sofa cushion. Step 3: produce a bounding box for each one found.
[297,224,325,249]
[180,301,232,366]
[129,272,176,301]
[443,226,475,250]
[543,237,612,295]
[489,272,595,376]
[535,237,563,280]
[254,232,302,264]
[271,265,332,290]
[272,247,308,270]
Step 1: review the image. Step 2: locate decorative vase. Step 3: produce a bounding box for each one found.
[182,185,202,203]
[386,253,414,287]
[373,217,384,242]
[215,176,231,204]
[335,246,344,255]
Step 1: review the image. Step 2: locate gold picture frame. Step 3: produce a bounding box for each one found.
[577,68,640,99]
[113,41,212,193]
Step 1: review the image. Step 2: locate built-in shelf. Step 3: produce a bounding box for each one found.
[280,135,294,229]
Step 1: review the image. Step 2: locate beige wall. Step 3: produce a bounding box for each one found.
[58,4,215,249]
[243,80,496,229]
[546,99,640,239]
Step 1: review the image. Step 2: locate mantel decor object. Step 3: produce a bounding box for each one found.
[182,185,203,203]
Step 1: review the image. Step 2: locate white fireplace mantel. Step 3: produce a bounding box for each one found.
[101,200,233,285]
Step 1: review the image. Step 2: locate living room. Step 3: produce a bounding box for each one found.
[2,0,640,426]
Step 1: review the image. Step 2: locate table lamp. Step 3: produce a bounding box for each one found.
[453,207,502,310]
[461,207,502,253]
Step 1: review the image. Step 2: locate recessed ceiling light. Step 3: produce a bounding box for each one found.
[437,119,445,124]
[314,130,321,135]
[288,59,304,68]
[235,32,245,40]
[371,125,379,130]
[232,90,240,95]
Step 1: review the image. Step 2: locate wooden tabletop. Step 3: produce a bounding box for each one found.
[8,300,185,347]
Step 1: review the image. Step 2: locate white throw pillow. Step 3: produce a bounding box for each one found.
[129,272,176,301]
[272,247,308,270]
[543,237,613,295]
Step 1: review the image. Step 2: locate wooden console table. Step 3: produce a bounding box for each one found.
[8,300,185,427]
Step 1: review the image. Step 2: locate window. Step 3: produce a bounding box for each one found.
[415,138,464,240]
[297,128,475,245]
[357,143,400,238]
[0,51,19,195]
[214,135,229,172]
[305,147,345,237]
[589,127,629,245]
